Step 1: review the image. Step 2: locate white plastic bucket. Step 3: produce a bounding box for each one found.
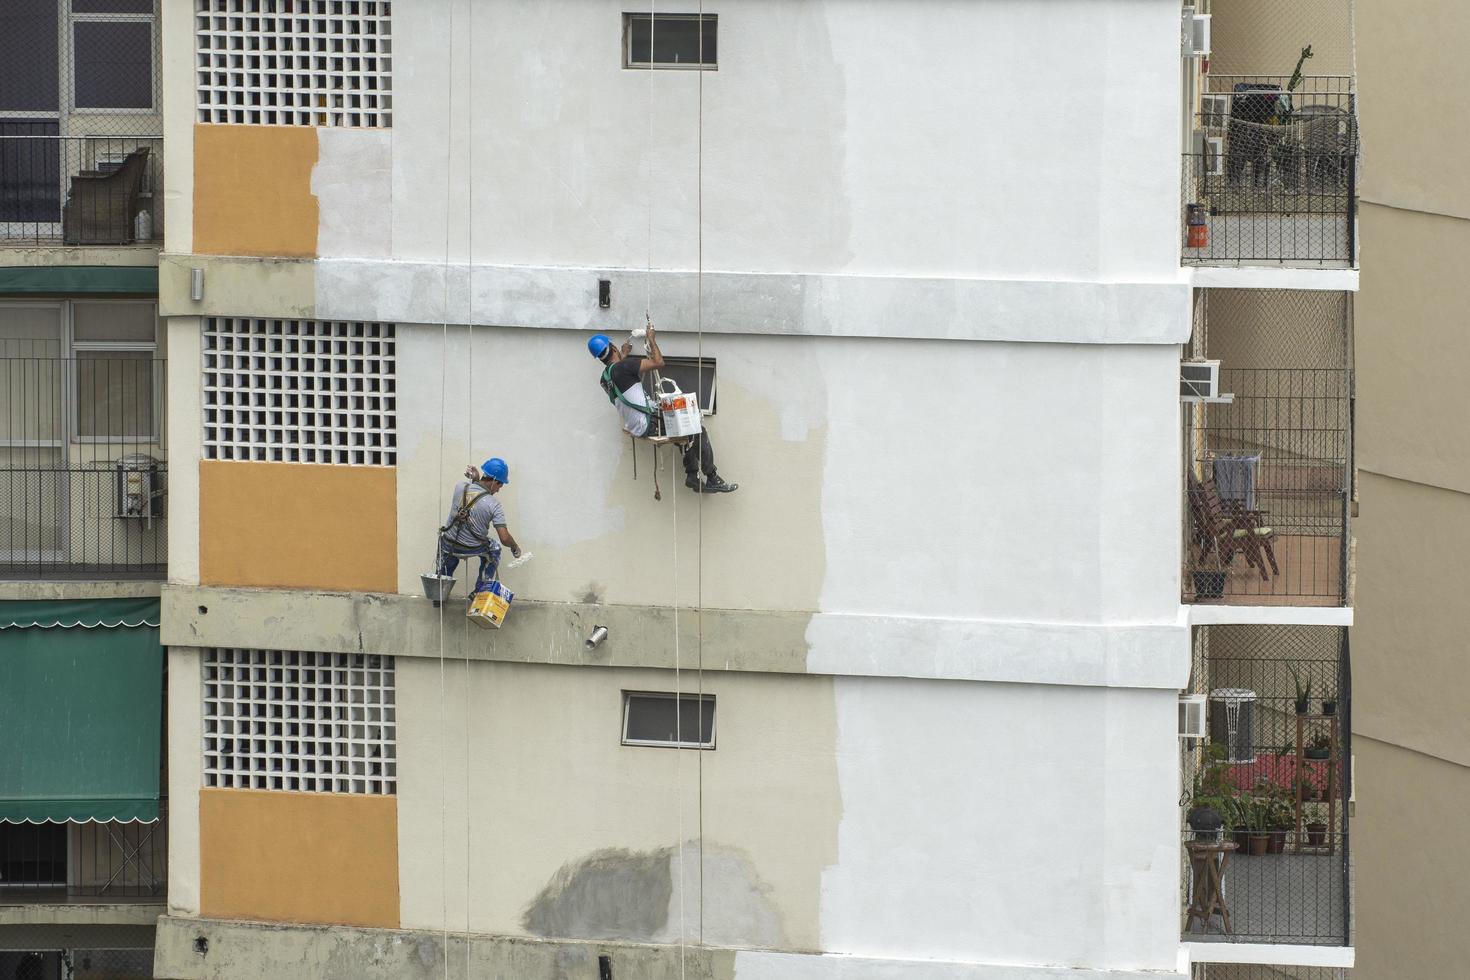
[656,378,702,437]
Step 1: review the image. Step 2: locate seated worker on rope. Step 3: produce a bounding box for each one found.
[589,325,737,494]
[436,457,523,596]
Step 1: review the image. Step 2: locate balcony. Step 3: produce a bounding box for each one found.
[1182,625,1352,948]
[1,355,166,580]
[1182,290,1351,607]
[0,135,163,247]
[0,804,166,903]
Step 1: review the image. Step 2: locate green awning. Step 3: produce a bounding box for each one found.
[0,265,158,296]
[0,600,163,823]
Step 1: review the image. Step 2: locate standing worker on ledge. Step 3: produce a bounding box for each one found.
[589,325,738,494]
[437,457,522,597]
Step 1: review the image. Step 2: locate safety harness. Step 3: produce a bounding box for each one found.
[438,482,493,552]
[601,362,658,425]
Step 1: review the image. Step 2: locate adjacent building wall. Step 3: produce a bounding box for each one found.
[1349,0,1470,975]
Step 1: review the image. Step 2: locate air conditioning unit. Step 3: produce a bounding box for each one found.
[115,454,164,521]
[1186,12,1211,56]
[1180,360,1233,403]
[1179,694,1207,739]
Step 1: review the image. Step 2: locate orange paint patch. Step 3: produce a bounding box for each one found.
[200,789,399,928]
[194,124,319,257]
[200,460,396,593]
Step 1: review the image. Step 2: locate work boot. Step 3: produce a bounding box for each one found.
[702,475,738,493]
[685,474,703,493]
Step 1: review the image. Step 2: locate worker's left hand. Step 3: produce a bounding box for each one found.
[464,464,479,481]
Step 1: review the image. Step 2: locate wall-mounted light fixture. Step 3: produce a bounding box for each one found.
[190,268,205,302]
[586,625,609,649]
[598,279,611,309]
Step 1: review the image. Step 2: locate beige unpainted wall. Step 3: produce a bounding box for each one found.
[1357,0,1470,219]
[1208,0,1354,77]
[1356,205,1470,495]
[395,659,840,952]
[193,125,319,257]
[1352,471,1470,767]
[1350,737,1470,980]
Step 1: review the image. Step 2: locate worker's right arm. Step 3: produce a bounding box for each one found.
[639,326,665,374]
[495,525,521,559]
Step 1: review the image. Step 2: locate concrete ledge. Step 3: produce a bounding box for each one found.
[0,580,164,601]
[154,916,1186,980]
[0,903,163,927]
[1182,941,1354,969]
[1184,604,1353,627]
[162,585,1188,689]
[1188,266,1359,293]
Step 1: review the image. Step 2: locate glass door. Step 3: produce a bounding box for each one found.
[0,304,67,564]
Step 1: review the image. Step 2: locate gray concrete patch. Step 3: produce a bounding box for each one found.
[523,846,674,941]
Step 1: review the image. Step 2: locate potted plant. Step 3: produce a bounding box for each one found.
[1245,796,1271,856]
[1306,820,1329,847]
[1292,669,1312,715]
[1305,731,1332,761]
[1187,743,1232,838]
[1321,692,1337,716]
[1295,772,1318,803]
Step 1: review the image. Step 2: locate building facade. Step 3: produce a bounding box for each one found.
[2,1,1362,979]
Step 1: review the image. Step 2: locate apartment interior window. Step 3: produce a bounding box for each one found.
[624,13,717,69]
[72,1,156,111]
[646,355,716,415]
[622,691,715,749]
[0,822,66,887]
[72,301,158,440]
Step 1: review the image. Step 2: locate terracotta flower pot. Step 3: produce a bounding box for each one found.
[1248,833,1269,856]
[1267,830,1287,854]
[1306,822,1328,847]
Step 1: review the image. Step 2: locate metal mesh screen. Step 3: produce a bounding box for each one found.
[1206,0,1355,78]
[0,1,163,244]
[1182,625,1351,946]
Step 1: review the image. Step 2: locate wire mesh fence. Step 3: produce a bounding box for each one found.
[0,809,167,900]
[0,948,157,980]
[0,356,166,579]
[1183,76,1356,265]
[0,4,163,245]
[1183,291,1351,606]
[1192,963,1348,980]
[1182,625,1351,946]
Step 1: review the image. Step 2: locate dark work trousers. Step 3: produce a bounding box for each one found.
[650,416,718,479]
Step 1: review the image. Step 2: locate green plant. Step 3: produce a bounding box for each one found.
[1309,731,1332,752]
[1292,668,1313,712]
[1190,743,1237,817]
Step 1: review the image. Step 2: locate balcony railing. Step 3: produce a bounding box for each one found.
[1183,76,1357,266]
[1,356,166,580]
[1184,367,1350,606]
[0,805,167,901]
[1183,625,1352,948]
[0,135,163,247]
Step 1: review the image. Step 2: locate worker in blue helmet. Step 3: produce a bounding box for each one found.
[435,457,522,597]
[589,325,737,494]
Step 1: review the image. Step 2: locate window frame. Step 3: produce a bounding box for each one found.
[647,354,717,416]
[621,690,716,750]
[622,12,718,71]
[68,298,160,444]
[67,3,160,116]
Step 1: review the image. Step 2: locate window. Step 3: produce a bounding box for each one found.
[0,822,66,887]
[203,649,397,795]
[195,0,394,127]
[622,691,715,749]
[646,355,716,415]
[71,300,158,440]
[623,13,717,70]
[202,318,397,466]
[72,19,154,110]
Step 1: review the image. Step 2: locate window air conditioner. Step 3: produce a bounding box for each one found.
[1179,694,1207,739]
[1180,360,1232,403]
[1188,13,1211,56]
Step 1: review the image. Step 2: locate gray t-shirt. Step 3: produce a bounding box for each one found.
[443,481,506,550]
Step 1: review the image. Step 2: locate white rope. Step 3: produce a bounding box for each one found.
[435,5,455,979]
[694,0,707,943]
[462,2,476,971]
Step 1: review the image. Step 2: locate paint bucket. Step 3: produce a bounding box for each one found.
[467,580,513,630]
[656,378,702,437]
[1186,203,1208,249]
[420,573,457,606]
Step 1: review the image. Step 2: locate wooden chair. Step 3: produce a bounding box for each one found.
[1188,477,1279,581]
[62,147,150,245]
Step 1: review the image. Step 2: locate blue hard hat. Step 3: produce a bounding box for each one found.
[481,458,509,485]
[588,334,612,360]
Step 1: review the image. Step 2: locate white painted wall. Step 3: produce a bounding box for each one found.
[319,0,1183,285]
[397,325,1182,628]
